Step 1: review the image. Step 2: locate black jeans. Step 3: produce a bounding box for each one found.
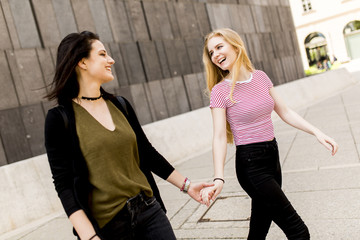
[100,192,176,240]
[236,139,310,240]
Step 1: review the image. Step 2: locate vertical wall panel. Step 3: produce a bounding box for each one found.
[228,5,244,34]
[283,31,295,56]
[1,0,21,49]
[125,1,150,41]
[120,43,146,84]
[0,4,12,49]
[0,137,7,166]
[237,4,256,33]
[279,0,290,7]
[32,0,61,47]
[174,39,192,75]
[278,6,294,31]
[294,54,305,79]
[51,0,78,38]
[163,39,182,77]
[0,51,18,110]
[102,43,119,92]
[263,58,285,85]
[21,104,46,156]
[6,50,24,105]
[184,73,205,110]
[104,0,133,43]
[250,5,271,33]
[144,81,169,121]
[88,0,113,43]
[268,5,282,32]
[269,0,281,5]
[246,34,263,63]
[197,72,209,106]
[271,32,286,58]
[174,2,201,39]
[109,43,129,87]
[260,33,275,61]
[0,108,32,164]
[207,4,231,30]
[161,77,190,117]
[130,84,152,125]
[290,30,301,55]
[8,0,41,48]
[143,2,173,40]
[138,41,163,81]
[11,49,47,105]
[36,48,54,92]
[71,0,96,33]
[165,2,181,39]
[281,56,297,82]
[155,41,171,79]
[185,38,204,73]
[193,3,211,36]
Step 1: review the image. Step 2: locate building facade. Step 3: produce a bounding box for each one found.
[289,0,360,69]
[0,0,303,165]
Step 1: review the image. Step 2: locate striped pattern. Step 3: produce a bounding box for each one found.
[210,70,275,145]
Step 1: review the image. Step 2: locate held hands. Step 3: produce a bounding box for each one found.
[187,181,215,204]
[200,179,224,207]
[314,131,339,156]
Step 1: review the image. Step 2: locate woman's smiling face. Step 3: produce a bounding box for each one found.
[82,40,115,83]
[207,36,238,72]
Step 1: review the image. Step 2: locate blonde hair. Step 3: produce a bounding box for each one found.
[203,28,254,143]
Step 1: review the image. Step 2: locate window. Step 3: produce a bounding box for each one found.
[302,0,312,12]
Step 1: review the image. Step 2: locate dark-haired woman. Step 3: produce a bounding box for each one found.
[44,31,212,240]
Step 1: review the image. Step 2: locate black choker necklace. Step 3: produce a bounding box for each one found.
[81,94,102,101]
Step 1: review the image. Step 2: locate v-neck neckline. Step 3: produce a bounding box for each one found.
[73,100,116,132]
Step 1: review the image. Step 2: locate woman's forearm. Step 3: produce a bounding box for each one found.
[166,170,186,189]
[69,210,98,240]
[212,136,227,178]
[278,107,321,136]
[211,108,228,179]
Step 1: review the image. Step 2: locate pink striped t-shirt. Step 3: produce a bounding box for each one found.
[210,70,275,145]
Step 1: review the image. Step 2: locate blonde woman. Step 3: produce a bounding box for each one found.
[201,28,338,239]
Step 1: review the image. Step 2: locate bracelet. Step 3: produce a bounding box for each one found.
[213,178,225,183]
[183,178,191,193]
[89,233,97,240]
[180,177,188,192]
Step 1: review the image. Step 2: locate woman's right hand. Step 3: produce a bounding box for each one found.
[200,180,224,206]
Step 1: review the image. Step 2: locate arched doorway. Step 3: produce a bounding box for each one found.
[304,32,328,66]
[344,20,360,60]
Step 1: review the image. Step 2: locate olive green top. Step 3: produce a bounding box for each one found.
[73,100,153,228]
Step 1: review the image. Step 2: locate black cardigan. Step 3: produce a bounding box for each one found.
[44,93,174,235]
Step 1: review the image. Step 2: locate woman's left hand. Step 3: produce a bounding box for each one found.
[187,182,214,204]
[315,131,339,156]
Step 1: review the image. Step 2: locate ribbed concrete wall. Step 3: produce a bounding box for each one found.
[0,0,304,165]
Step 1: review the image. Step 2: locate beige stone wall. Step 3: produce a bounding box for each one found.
[0,0,303,165]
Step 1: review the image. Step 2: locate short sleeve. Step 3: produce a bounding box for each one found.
[265,73,274,89]
[210,85,226,109]
[257,70,273,89]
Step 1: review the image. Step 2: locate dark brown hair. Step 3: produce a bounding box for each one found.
[45,31,99,105]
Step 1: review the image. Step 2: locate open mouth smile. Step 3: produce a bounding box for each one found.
[218,57,226,64]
